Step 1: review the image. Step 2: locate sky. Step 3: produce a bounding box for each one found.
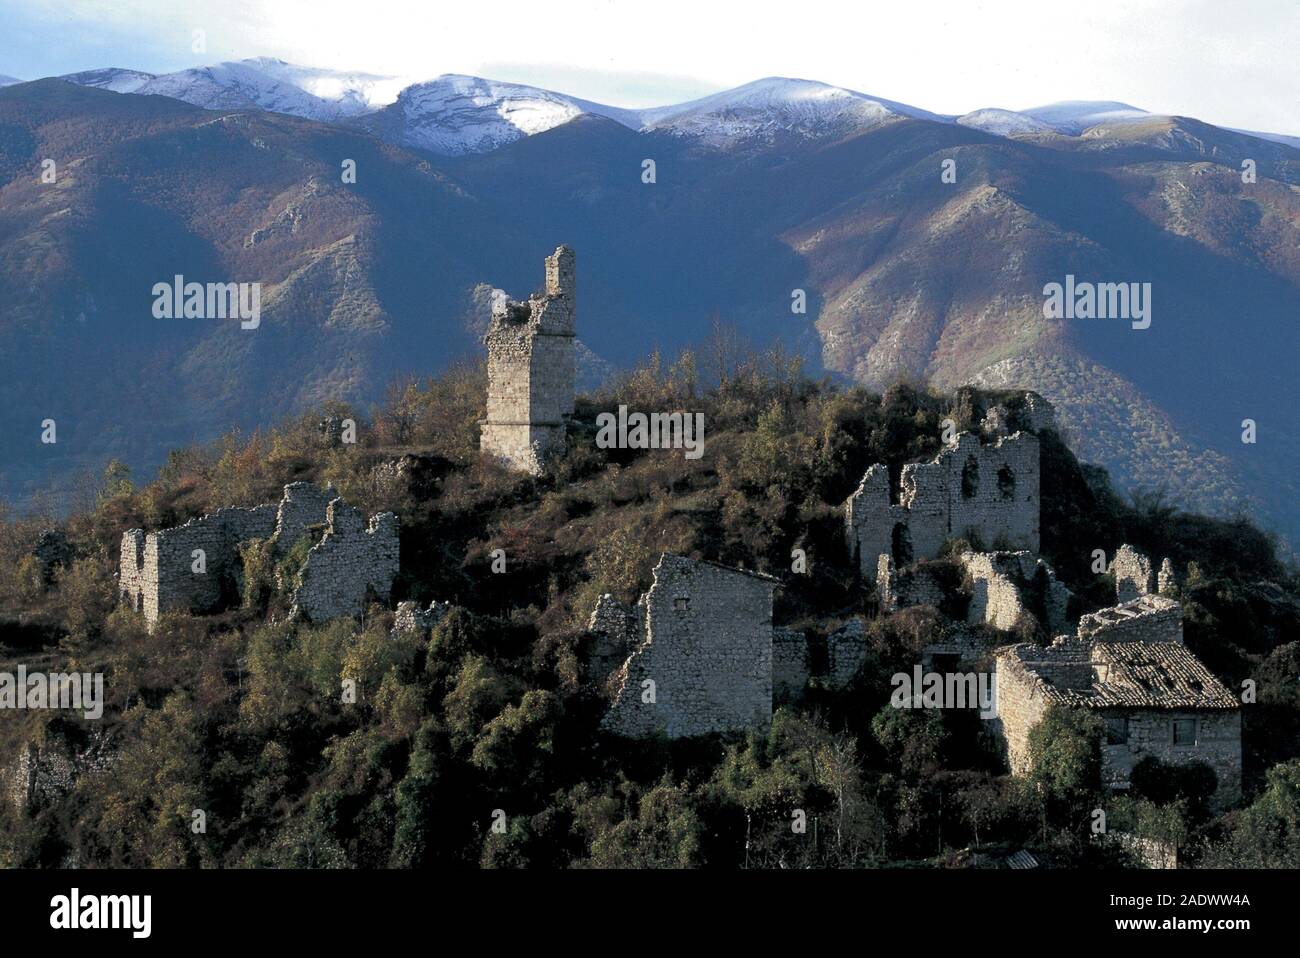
[1,0,1297,134]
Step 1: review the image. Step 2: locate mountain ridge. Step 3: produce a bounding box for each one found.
[0,75,1296,551]
[42,58,1299,157]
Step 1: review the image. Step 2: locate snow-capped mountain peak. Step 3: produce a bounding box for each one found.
[50,60,1298,157]
[387,74,589,154]
[61,58,411,122]
[57,68,156,93]
[1020,100,1150,135]
[639,77,937,144]
[956,108,1054,136]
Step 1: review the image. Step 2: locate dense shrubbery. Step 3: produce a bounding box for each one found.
[1,348,1297,868]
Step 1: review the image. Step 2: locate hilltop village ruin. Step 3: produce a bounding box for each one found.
[99,246,1240,811]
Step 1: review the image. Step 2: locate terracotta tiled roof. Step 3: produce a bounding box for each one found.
[1000,640,1238,711]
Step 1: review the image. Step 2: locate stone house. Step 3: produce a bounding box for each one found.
[591,554,780,739]
[480,245,576,473]
[994,637,1241,806]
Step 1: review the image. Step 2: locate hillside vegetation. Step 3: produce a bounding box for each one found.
[1,349,1297,868]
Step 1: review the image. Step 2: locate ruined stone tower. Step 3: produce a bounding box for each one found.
[480,246,576,473]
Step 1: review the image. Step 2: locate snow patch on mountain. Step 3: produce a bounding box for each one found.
[59,68,155,93]
[640,77,936,145]
[387,75,591,154]
[1020,100,1150,135]
[51,59,1300,157]
[63,58,408,122]
[957,108,1053,136]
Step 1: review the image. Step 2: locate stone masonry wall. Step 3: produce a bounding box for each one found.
[291,500,399,623]
[995,638,1239,807]
[991,650,1054,775]
[392,599,452,637]
[876,555,947,612]
[587,593,645,687]
[120,482,395,628]
[481,246,575,474]
[959,550,1071,634]
[119,504,278,625]
[1113,544,1156,603]
[961,551,1033,631]
[1078,595,1184,645]
[1102,710,1242,806]
[826,619,868,688]
[603,555,777,739]
[4,727,115,814]
[845,431,1039,581]
[273,481,335,554]
[772,628,809,702]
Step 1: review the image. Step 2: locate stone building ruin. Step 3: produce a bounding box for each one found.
[991,537,1236,805]
[480,245,576,474]
[3,724,115,815]
[591,554,780,739]
[845,430,1040,582]
[288,499,400,623]
[958,550,1072,635]
[392,599,453,637]
[994,637,1241,806]
[118,481,398,627]
[772,620,869,702]
[1078,594,1184,645]
[1111,543,1178,603]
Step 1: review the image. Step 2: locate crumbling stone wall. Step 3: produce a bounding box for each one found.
[4,727,114,814]
[392,599,452,637]
[845,431,1040,581]
[826,619,868,688]
[992,640,1092,774]
[587,593,646,686]
[118,504,278,625]
[1113,544,1156,603]
[771,620,868,700]
[1157,558,1177,596]
[876,555,947,612]
[602,554,777,739]
[962,552,1033,632]
[480,246,576,473]
[272,481,334,553]
[1078,594,1184,645]
[119,482,395,628]
[922,624,994,670]
[959,550,1071,635]
[773,628,809,701]
[290,500,399,623]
